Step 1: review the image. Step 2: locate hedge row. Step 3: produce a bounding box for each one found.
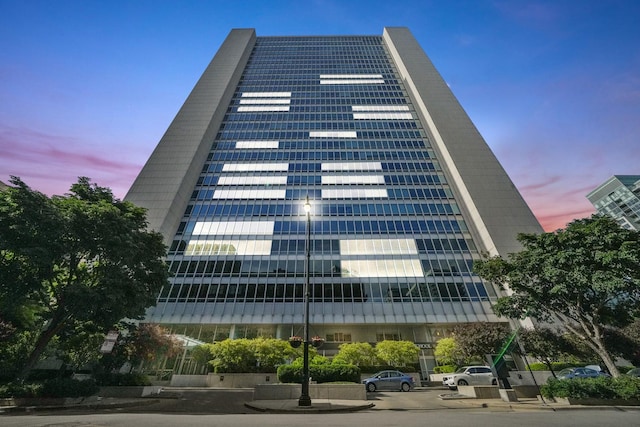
[277,364,360,383]
[541,377,640,400]
[0,378,99,398]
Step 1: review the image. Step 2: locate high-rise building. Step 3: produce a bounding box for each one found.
[587,175,640,230]
[125,27,542,375]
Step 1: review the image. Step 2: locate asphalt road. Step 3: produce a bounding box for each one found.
[3,387,640,427]
[2,409,639,427]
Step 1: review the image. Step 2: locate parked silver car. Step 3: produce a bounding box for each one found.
[442,366,497,389]
[556,367,610,379]
[625,367,640,377]
[362,370,415,392]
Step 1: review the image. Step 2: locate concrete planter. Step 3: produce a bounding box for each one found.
[13,397,95,406]
[98,386,162,398]
[254,383,366,400]
[553,397,640,406]
[456,385,501,399]
[0,398,16,407]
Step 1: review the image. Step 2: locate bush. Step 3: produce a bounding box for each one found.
[94,372,151,386]
[541,377,640,400]
[277,364,360,383]
[527,362,579,371]
[359,364,419,374]
[433,365,457,374]
[40,378,99,398]
[0,382,43,398]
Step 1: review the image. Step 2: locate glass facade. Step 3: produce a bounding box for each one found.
[588,175,640,231]
[128,30,543,375]
[159,36,492,309]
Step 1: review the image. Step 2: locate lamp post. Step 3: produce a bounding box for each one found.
[298,196,312,407]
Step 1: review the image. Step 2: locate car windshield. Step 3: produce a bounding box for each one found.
[455,367,468,373]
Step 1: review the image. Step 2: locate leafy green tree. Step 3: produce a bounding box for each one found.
[474,215,640,377]
[207,338,300,372]
[58,326,105,372]
[621,318,640,365]
[252,337,297,370]
[191,343,216,370]
[452,322,511,363]
[433,337,463,366]
[374,340,419,367]
[0,177,170,380]
[332,342,378,366]
[517,328,575,377]
[208,339,255,372]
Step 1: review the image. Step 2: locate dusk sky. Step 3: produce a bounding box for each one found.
[1,0,639,231]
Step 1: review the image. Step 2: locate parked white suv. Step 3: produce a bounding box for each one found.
[442,366,497,389]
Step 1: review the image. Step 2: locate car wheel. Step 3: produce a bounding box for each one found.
[457,379,468,386]
[401,382,411,392]
[491,379,497,386]
[366,383,376,392]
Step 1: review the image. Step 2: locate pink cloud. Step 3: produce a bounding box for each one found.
[0,125,143,198]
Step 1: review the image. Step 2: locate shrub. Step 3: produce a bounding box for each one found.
[541,377,640,400]
[40,378,99,398]
[277,364,360,383]
[359,364,419,374]
[433,365,457,374]
[0,382,43,398]
[527,362,579,371]
[94,372,151,386]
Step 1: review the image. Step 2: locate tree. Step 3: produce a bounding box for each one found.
[474,215,640,377]
[0,177,170,380]
[120,323,182,367]
[333,342,378,366]
[252,337,297,370]
[516,327,574,377]
[452,322,511,363]
[374,340,419,367]
[621,318,640,365]
[206,338,299,373]
[433,337,463,366]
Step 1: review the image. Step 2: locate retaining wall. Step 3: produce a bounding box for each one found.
[254,383,367,400]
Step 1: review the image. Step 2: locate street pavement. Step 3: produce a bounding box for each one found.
[3,386,640,415]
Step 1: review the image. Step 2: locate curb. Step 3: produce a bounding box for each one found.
[244,401,375,413]
[0,398,160,414]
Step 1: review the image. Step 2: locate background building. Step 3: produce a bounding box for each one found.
[125,27,542,376]
[587,175,640,231]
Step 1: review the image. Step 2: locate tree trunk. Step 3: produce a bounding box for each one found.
[593,341,620,377]
[16,313,67,382]
[544,360,557,379]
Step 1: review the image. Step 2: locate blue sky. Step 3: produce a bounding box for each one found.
[1,0,639,231]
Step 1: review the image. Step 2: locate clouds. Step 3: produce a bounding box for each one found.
[1,0,637,233]
[0,125,140,198]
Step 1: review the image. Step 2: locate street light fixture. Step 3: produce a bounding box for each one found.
[298,196,312,407]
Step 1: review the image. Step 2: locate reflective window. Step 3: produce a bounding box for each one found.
[193,221,275,235]
[341,259,423,277]
[353,113,413,120]
[223,163,289,171]
[212,189,287,199]
[237,106,290,112]
[309,131,357,138]
[340,238,418,255]
[321,175,385,185]
[185,239,272,255]
[217,176,287,185]
[322,188,388,199]
[322,162,382,171]
[235,141,279,149]
[352,105,410,111]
